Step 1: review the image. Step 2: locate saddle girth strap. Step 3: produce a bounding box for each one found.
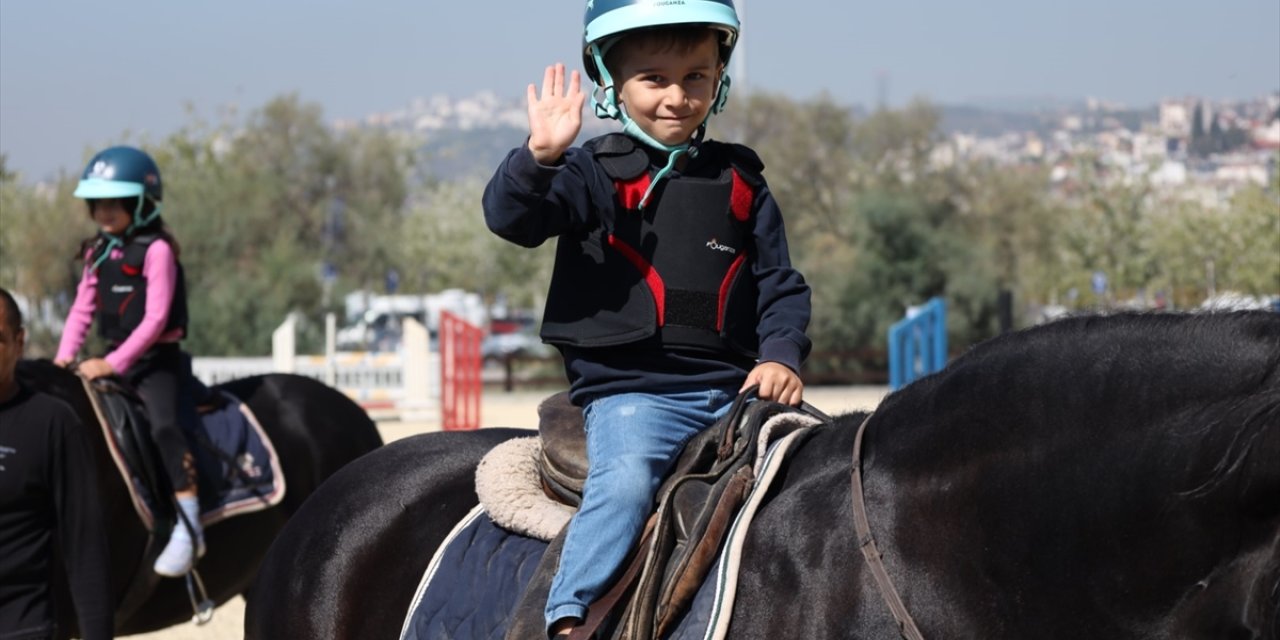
[850,413,925,640]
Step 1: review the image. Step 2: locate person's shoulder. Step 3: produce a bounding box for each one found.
[132,234,178,269]
[1,387,83,438]
[581,132,634,155]
[23,389,82,424]
[583,133,647,180]
[142,235,176,255]
[700,139,764,175]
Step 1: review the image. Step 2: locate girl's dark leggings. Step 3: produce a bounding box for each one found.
[122,343,199,493]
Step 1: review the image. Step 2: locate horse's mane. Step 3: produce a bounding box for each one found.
[939,310,1279,402]
[869,311,1280,503]
[16,358,88,405]
[17,357,75,382]
[15,360,113,452]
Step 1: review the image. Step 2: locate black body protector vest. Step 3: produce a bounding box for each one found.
[93,232,189,345]
[540,134,763,358]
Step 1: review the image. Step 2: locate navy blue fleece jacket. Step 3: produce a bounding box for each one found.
[482,136,810,405]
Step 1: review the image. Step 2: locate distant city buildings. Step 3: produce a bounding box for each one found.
[344,90,1280,208]
[935,92,1279,207]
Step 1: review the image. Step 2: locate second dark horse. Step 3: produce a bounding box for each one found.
[17,360,384,637]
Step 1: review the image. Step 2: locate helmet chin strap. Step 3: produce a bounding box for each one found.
[128,195,162,234]
[90,232,124,273]
[589,42,732,208]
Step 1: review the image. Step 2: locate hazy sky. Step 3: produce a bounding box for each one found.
[2,0,1277,180]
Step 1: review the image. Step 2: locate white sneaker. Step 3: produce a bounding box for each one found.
[153,531,207,577]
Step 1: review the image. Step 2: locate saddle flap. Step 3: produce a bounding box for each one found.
[83,375,284,533]
[91,379,173,515]
[656,466,753,637]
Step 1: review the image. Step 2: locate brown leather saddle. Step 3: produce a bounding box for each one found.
[517,389,830,640]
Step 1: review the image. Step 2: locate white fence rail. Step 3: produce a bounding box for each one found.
[192,314,438,418]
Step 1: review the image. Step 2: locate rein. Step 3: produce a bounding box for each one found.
[850,413,925,640]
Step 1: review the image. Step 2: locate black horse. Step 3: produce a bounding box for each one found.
[246,311,1279,639]
[16,359,385,637]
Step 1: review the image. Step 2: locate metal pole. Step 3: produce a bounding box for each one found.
[1206,258,1217,300]
[733,0,746,95]
[325,313,336,387]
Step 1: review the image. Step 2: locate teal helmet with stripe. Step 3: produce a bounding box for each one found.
[582,0,740,85]
[582,0,741,207]
[582,0,740,129]
[74,146,163,203]
[74,146,164,234]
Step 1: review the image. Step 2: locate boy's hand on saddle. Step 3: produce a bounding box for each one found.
[743,362,804,407]
[527,63,585,166]
[76,358,115,380]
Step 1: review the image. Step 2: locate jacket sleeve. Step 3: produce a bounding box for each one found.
[481,143,606,248]
[749,184,812,373]
[55,260,98,363]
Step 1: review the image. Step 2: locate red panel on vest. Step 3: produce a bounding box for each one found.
[614,174,652,211]
[606,234,666,326]
[730,170,753,222]
[121,263,141,276]
[717,253,747,330]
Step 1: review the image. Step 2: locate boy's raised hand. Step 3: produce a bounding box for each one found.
[527,63,585,165]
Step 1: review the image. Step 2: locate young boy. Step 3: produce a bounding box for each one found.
[482,1,810,636]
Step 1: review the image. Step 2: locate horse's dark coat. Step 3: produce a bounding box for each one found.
[17,360,384,637]
[245,428,525,640]
[247,311,1280,639]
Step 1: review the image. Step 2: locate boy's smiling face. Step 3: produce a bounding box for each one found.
[613,32,722,147]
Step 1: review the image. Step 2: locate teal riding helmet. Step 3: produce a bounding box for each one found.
[74,145,164,227]
[582,0,740,97]
[75,146,165,270]
[582,0,740,205]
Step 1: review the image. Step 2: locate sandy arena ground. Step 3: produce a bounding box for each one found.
[126,385,889,639]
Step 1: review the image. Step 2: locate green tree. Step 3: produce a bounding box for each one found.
[952,161,1068,326]
[153,95,415,355]
[715,93,1004,369]
[1190,103,1207,156]
[2,95,417,357]
[399,176,554,309]
[0,168,87,356]
[1150,172,1280,303]
[1055,159,1161,307]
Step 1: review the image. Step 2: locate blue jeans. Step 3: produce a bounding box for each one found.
[544,388,736,630]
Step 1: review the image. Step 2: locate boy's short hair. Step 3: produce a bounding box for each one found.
[603,25,722,80]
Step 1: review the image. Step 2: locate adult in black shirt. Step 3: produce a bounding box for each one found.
[0,288,113,640]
